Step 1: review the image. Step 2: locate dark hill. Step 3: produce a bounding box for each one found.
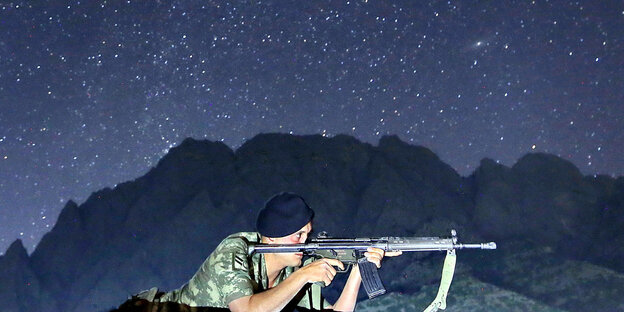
[0,133,622,312]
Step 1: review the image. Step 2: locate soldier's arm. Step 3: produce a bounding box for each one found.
[324,262,361,311]
[228,258,343,312]
[330,248,401,311]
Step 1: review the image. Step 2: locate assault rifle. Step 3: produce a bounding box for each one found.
[248,230,496,312]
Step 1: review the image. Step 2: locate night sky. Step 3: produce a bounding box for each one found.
[1,1,622,254]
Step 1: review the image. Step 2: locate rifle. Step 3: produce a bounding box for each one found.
[248,230,496,312]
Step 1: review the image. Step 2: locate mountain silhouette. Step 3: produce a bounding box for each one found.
[0,133,622,312]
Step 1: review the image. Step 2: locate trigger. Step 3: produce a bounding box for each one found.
[336,263,351,273]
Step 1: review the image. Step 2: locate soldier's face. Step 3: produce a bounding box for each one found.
[271,222,312,267]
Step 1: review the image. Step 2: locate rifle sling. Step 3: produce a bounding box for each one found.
[423,249,456,312]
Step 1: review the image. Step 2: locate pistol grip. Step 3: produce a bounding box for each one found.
[357,257,386,299]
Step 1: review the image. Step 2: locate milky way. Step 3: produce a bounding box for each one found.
[0,1,622,254]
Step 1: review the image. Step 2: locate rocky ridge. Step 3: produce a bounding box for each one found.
[0,133,622,311]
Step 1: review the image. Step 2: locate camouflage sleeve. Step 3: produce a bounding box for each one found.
[158,236,256,308]
[210,238,255,305]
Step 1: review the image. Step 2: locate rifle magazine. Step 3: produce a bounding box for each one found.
[357,257,386,299]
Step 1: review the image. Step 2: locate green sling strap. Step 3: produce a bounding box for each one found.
[423,249,457,312]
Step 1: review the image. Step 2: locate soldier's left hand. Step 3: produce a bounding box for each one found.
[364,247,402,268]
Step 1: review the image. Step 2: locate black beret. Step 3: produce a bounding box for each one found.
[256,192,315,237]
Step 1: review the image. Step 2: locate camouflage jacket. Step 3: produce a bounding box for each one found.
[159,232,330,310]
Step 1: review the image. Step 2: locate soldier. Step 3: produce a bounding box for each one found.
[155,192,400,311]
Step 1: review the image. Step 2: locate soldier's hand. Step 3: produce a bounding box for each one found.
[297,258,345,286]
[364,247,402,268]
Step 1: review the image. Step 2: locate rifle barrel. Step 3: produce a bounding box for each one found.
[456,242,497,249]
[248,239,497,254]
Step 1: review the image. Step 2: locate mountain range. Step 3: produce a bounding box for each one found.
[1,133,622,311]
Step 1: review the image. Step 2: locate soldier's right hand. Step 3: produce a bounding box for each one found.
[296,258,345,286]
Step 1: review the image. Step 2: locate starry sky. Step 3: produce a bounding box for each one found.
[1,1,622,254]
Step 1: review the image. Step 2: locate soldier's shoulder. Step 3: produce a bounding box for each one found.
[218,232,261,248]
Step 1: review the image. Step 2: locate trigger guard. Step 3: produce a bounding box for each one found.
[335,263,351,273]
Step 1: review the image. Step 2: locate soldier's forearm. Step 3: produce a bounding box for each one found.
[229,270,308,312]
[330,265,362,312]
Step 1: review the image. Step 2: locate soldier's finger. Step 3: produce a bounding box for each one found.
[326,269,336,281]
[364,251,382,262]
[361,252,381,268]
[385,251,403,257]
[324,273,334,285]
[367,257,381,268]
[366,247,386,258]
[326,262,337,276]
[324,258,345,271]
[317,261,336,277]
[324,277,332,286]
[365,250,382,258]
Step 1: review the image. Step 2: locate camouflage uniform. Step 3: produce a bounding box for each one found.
[160,232,330,310]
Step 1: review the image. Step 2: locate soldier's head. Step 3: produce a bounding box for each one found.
[256,192,315,266]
